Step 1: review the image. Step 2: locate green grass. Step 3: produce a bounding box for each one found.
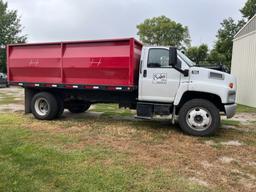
[221,119,240,126]
[237,104,256,113]
[0,114,210,192]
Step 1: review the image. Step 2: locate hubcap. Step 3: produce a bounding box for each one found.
[186,107,212,131]
[35,98,49,116]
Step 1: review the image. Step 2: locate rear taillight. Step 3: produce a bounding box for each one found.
[229,83,234,89]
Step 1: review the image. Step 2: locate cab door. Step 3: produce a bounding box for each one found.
[139,48,181,103]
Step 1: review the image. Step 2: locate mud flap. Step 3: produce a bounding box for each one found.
[25,88,35,114]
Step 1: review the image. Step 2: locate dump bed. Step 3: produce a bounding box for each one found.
[7,38,142,90]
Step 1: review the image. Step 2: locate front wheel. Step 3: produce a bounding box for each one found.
[178,99,220,136]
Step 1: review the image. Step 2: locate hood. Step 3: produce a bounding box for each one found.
[189,67,237,90]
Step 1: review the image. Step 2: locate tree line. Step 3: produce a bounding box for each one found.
[0,0,26,73]
[137,0,256,67]
[0,0,256,73]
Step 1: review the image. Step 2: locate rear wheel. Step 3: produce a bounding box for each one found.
[31,92,58,120]
[178,99,220,136]
[68,101,91,113]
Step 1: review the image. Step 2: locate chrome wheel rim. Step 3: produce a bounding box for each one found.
[35,98,49,116]
[186,107,212,131]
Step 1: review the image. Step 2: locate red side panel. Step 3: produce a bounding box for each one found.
[8,38,142,88]
[8,44,62,83]
[62,41,130,85]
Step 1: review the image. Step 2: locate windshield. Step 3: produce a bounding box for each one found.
[178,51,195,67]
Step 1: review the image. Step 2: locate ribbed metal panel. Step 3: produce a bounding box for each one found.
[235,15,256,39]
[231,32,256,107]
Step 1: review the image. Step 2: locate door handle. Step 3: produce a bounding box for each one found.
[143,70,147,77]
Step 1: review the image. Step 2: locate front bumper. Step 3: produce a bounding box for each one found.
[224,104,237,119]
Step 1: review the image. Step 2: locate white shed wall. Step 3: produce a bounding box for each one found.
[231,31,256,107]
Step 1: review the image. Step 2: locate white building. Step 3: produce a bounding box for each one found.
[231,15,256,107]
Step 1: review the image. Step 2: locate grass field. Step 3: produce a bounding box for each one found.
[0,113,212,192]
[237,104,256,113]
[0,88,256,191]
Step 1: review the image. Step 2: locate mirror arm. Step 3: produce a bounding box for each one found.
[173,66,189,77]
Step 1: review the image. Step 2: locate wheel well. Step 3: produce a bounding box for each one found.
[177,91,224,114]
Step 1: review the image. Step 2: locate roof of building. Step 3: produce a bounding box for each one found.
[234,14,256,39]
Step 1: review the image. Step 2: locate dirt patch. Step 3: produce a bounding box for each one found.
[0,87,24,112]
[220,140,243,146]
[231,169,256,190]
[201,160,214,169]
[232,113,256,124]
[0,104,24,112]
[189,177,209,187]
[219,156,235,164]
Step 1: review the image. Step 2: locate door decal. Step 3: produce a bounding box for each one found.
[153,73,167,84]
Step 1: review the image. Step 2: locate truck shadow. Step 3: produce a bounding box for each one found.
[59,110,183,134]
[57,111,248,139]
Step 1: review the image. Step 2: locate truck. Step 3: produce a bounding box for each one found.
[0,73,8,88]
[7,38,237,136]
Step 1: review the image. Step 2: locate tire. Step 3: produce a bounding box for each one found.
[178,99,220,136]
[68,102,91,113]
[31,92,58,120]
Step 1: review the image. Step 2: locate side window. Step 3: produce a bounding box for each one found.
[147,49,169,68]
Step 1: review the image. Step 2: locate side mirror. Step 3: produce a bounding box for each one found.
[169,47,177,67]
[169,47,189,77]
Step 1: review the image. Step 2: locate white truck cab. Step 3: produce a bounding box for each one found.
[137,46,237,136]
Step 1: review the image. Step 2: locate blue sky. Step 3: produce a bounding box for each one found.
[7,0,247,47]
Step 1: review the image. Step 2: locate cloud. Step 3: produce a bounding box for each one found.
[7,0,246,47]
